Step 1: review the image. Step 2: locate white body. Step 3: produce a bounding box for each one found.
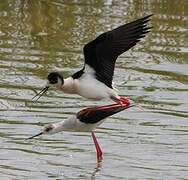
[54,65,118,100]
[51,115,106,134]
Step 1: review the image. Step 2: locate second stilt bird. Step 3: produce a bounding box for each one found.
[28,102,133,162]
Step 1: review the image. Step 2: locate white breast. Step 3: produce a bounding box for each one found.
[59,65,117,100]
[58,116,106,132]
[74,65,117,100]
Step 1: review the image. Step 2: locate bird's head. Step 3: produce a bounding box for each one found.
[47,72,64,88]
[32,72,64,101]
[28,123,58,139]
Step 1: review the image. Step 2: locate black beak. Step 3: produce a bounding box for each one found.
[27,132,43,139]
[32,86,49,101]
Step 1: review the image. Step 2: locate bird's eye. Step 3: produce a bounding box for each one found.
[45,125,53,132]
[49,77,57,84]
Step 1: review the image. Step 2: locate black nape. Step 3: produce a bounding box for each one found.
[72,69,84,79]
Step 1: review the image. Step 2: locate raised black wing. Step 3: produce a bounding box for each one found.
[83,15,152,88]
[77,103,132,124]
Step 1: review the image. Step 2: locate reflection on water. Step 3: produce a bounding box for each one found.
[0,0,188,179]
[91,162,102,180]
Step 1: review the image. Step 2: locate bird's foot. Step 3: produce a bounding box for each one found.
[111,96,130,106]
[97,150,103,162]
[119,96,130,106]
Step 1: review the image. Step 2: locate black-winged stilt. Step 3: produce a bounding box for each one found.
[33,15,152,104]
[28,102,133,162]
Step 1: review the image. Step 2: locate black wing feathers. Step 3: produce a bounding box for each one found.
[83,15,152,88]
[77,104,132,124]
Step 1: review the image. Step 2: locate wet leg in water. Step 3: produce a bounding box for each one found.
[91,131,103,162]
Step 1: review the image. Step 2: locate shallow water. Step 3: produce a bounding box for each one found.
[0,0,188,179]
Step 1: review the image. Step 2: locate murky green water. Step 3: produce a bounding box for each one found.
[0,0,188,179]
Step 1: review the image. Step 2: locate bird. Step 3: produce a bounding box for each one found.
[28,102,133,162]
[32,15,152,105]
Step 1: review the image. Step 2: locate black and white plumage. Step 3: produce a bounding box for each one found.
[28,103,132,162]
[33,15,152,103]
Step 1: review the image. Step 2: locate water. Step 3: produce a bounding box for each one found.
[0,0,188,179]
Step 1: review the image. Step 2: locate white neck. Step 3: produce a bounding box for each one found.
[61,77,77,94]
[52,116,78,133]
[51,115,105,133]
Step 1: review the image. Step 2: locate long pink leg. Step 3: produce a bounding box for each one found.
[91,131,103,162]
